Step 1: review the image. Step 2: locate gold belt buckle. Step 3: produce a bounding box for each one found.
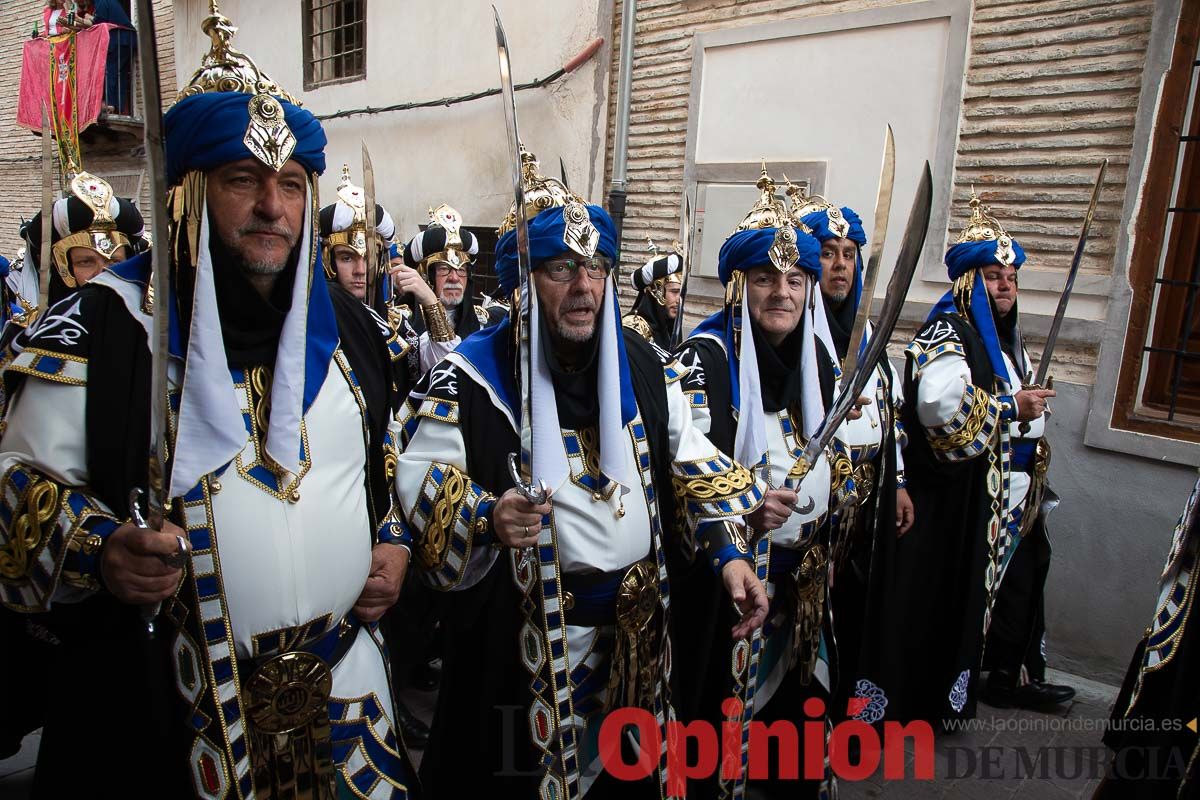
[244,651,333,735]
[615,560,659,634]
[794,544,827,595]
[853,462,876,506]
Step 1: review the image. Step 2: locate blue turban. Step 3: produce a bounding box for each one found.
[0,255,10,278]
[928,236,1028,383]
[164,93,327,185]
[716,227,821,286]
[801,206,867,311]
[943,237,1026,280]
[494,204,618,295]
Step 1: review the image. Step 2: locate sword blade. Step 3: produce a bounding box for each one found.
[39,104,53,313]
[794,162,932,479]
[841,124,895,378]
[1033,158,1107,386]
[137,0,171,525]
[361,142,380,311]
[494,6,544,501]
[670,192,694,349]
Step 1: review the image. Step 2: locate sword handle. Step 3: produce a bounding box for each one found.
[1016,376,1053,436]
[508,452,549,506]
[129,488,190,639]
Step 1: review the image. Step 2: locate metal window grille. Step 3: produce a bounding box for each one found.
[1142,46,1200,423]
[304,0,366,89]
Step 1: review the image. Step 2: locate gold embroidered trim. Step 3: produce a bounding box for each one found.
[929,390,993,452]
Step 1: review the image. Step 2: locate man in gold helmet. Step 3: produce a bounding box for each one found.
[623,238,683,350]
[391,203,506,376]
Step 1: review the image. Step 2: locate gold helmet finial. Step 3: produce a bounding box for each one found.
[956,187,1008,244]
[497,145,596,257]
[179,3,299,105]
[736,162,800,232]
[955,187,1017,266]
[176,1,301,172]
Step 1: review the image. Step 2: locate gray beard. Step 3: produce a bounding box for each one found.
[556,320,596,342]
[242,259,288,276]
[441,294,463,309]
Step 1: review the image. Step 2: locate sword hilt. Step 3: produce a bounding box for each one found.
[129,488,189,639]
[1017,375,1054,436]
[508,452,549,506]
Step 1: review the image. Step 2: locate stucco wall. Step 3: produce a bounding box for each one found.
[1040,381,1196,683]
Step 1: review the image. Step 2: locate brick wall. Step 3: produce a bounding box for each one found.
[604,0,1154,381]
[0,0,177,258]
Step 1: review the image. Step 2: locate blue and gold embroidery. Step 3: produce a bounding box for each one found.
[0,463,118,612]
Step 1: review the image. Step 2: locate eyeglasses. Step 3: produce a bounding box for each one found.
[538,256,612,282]
[432,264,469,277]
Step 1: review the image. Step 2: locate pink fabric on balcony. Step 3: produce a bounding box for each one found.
[17,22,115,134]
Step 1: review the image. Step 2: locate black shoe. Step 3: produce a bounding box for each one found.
[395,699,431,749]
[982,671,1075,710]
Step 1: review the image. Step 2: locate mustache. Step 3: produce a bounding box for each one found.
[238,221,294,239]
[561,295,598,313]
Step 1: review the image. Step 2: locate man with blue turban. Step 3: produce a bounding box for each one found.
[673,168,859,799]
[881,192,1068,725]
[789,187,916,729]
[395,147,766,798]
[0,6,418,795]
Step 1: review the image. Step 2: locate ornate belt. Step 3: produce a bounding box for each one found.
[559,560,659,630]
[560,560,662,712]
[240,616,359,799]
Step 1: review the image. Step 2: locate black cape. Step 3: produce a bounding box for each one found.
[669,329,835,799]
[828,355,901,724]
[414,329,674,798]
[877,311,1002,724]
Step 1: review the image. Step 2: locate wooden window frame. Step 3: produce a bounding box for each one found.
[1112,0,1200,442]
[302,0,367,91]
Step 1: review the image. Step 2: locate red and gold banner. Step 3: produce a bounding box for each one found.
[17,23,116,174]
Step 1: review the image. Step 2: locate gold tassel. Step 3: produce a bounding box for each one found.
[788,544,828,686]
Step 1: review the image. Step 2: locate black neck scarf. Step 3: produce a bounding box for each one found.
[751,314,805,415]
[823,292,856,362]
[540,308,601,430]
[208,234,299,369]
[991,294,1026,380]
[631,291,674,350]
